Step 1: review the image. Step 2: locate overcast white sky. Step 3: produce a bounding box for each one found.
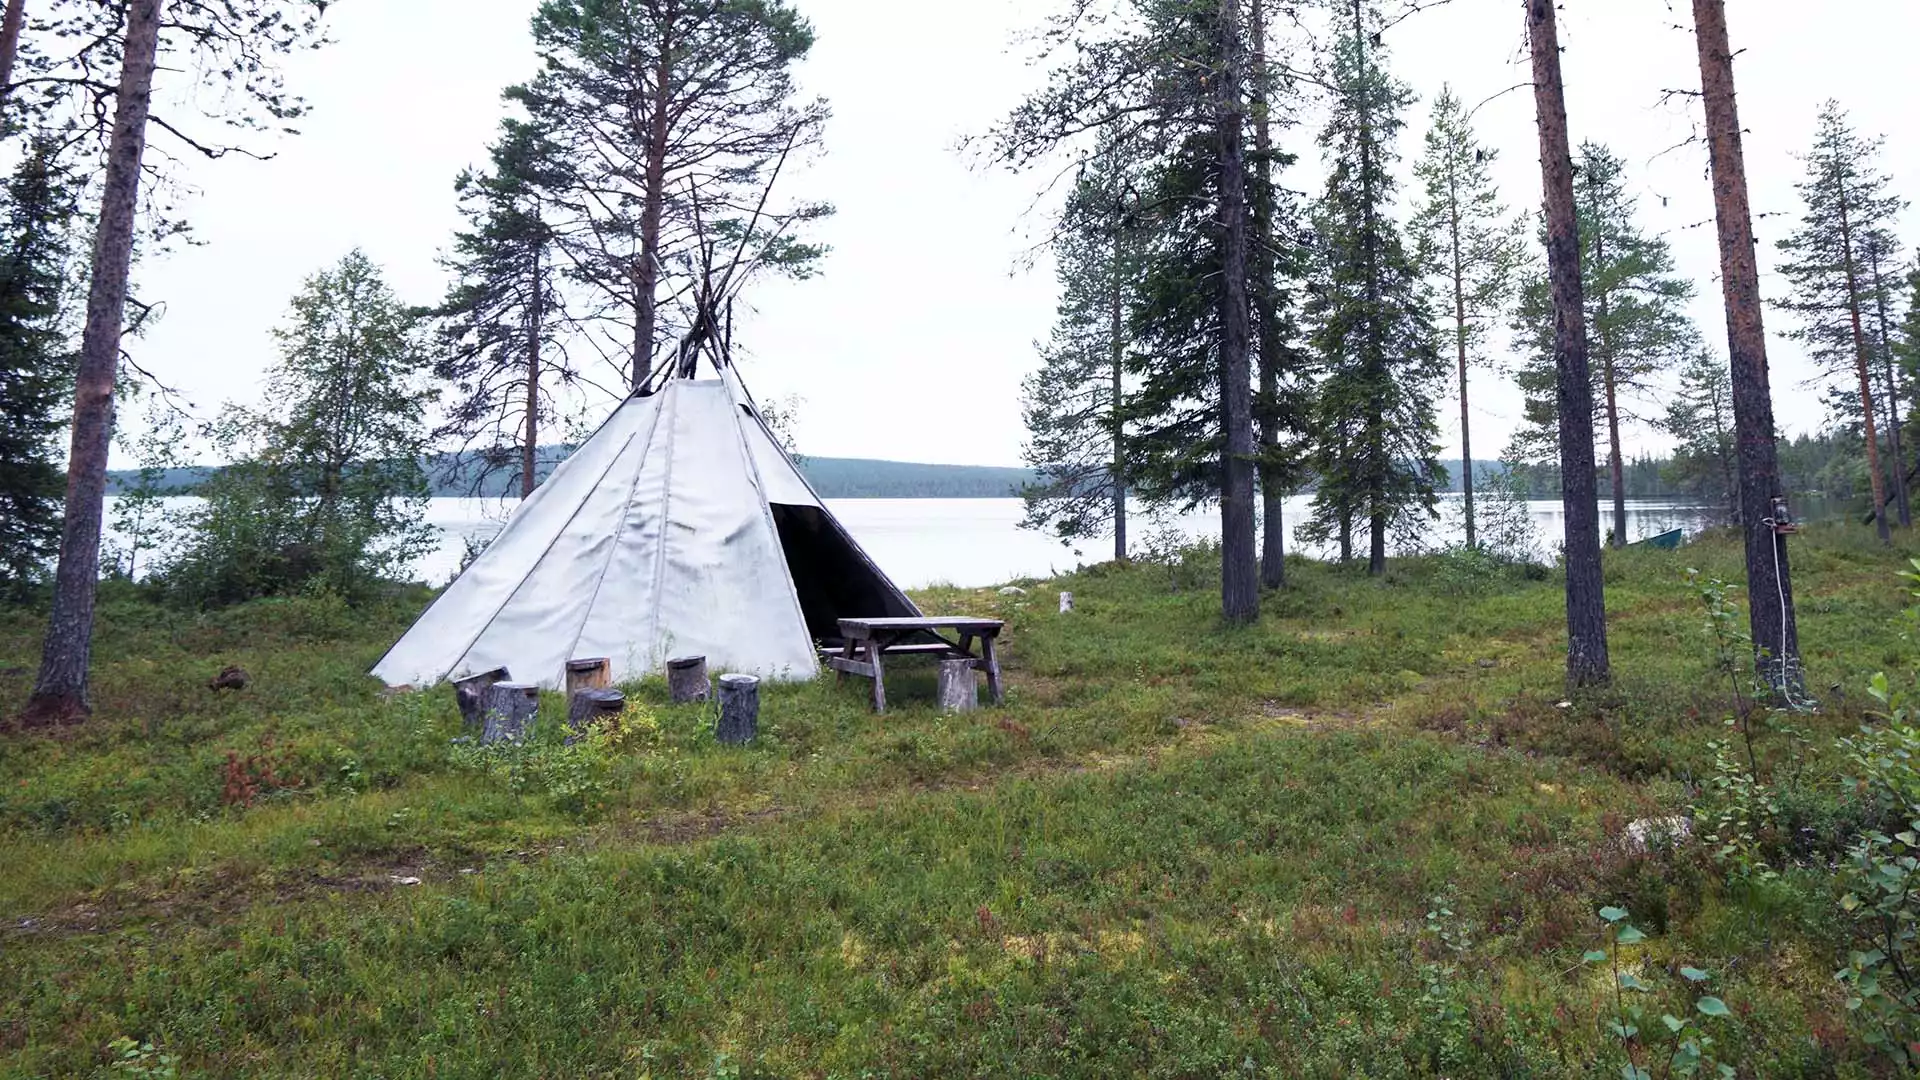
[122,0,1920,469]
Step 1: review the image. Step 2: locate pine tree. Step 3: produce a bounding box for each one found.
[0,143,76,595]
[1661,349,1738,522]
[1410,85,1521,550]
[1526,0,1609,688]
[1861,226,1911,525]
[23,0,332,723]
[429,118,570,499]
[513,0,829,389]
[1510,143,1697,547]
[1693,0,1800,691]
[1776,101,1906,545]
[1020,151,1144,558]
[1302,0,1442,577]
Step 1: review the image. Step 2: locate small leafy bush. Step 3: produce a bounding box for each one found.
[449,701,658,820]
[1587,906,1736,1079]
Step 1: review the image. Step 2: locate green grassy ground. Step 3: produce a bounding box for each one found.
[0,526,1914,1077]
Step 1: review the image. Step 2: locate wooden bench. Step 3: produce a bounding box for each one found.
[826,616,1006,714]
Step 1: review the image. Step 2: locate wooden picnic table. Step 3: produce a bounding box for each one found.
[827,616,1005,714]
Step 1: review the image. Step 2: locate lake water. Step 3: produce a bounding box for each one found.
[107,494,1714,591]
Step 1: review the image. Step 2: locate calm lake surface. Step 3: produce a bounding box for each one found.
[413,495,1714,590]
[107,495,1714,591]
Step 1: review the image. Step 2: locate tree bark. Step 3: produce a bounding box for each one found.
[1446,151,1475,548]
[481,682,540,744]
[1216,0,1259,625]
[1353,0,1387,577]
[667,655,710,704]
[1693,0,1801,689]
[936,658,979,714]
[1836,178,1891,545]
[1527,0,1610,688]
[0,0,26,121]
[1250,0,1286,588]
[523,244,541,498]
[21,0,165,724]
[1867,242,1911,527]
[632,31,674,390]
[1109,226,1128,562]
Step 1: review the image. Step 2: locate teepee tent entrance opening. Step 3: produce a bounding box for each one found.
[371,372,923,690]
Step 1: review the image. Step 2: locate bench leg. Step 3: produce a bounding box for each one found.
[867,641,887,714]
[981,634,1004,706]
[836,638,856,685]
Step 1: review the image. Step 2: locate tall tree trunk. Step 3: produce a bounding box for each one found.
[1108,227,1127,562]
[522,246,542,498]
[1250,0,1285,587]
[1353,0,1386,576]
[0,0,26,121]
[1446,156,1474,548]
[1836,181,1891,545]
[1693,0,1799,688]
[1217,0,1259,624]
[22,0,165,724]
[633,40,673,391]
[1527,0,1610,688]
[1868,242,1911,526]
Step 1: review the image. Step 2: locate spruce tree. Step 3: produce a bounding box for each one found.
[1410,85,1521,550]
[1776,101,1906,545]
[1661,349,1739,523]
[1510,143,1697,547]
[1302,0,1442,577]
[1020,150,1145,558]
[429,118,569,499]
[0,143,76,595]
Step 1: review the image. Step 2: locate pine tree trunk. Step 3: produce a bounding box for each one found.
[633,42,673,390]
[1109,228,1128,562]
[1527,0,1610,688]
[1693,0,1800,688]
[21,0,165,724]
[1216,0,1259,625]
[1836,184,1891,545]
[0,0,27,118]
[1447,163,1474,548]
[1589,220,1629,549]
[522,246,541,499]
[1868,244,1911,527]
[1251,0,1286,588]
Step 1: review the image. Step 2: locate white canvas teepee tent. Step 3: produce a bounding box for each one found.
[372,367,921,689]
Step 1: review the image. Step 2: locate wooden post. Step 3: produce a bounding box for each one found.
[1059,591,1074,613]
[564,657,611,697]
[667,655,710,703]
[937,658,978,714]
[566,688,625,743]
[481,682,539,744]
[716,674,759,744]
[454,666,512,735]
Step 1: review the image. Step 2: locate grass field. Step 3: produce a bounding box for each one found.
[2,525,1917,1077]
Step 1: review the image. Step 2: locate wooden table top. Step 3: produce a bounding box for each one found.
[838,616,1005,636]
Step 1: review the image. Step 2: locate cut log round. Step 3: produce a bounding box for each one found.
[1059,591,1075,613]
[481,682,539,744]
[564,657,611,697]
[667,655,711,704]
[937,658,979,714]
[716,674,759,745]
[566,688,626,743]
[454,667,512,735]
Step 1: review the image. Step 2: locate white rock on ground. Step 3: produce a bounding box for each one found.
[1622,816,1692,854]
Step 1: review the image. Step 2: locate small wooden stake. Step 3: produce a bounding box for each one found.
[716,674,759,745]
[454,667,512,735]
[566,688,625,743]
[481,682,540,744]
[937,658,979,714]
[564,657,611,696]
[667,655,711,704]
